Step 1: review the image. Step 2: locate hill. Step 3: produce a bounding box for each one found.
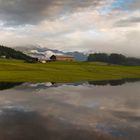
[0,45,37,62]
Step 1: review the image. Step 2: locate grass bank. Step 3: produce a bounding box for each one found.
[0,59,140,82]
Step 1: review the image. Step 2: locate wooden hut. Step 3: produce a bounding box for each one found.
[50,55,74,61]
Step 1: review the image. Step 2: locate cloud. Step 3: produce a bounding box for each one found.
[115,16,140,27]
[0,0,140,58]
[0,0,110,26]
[128,0,140,10]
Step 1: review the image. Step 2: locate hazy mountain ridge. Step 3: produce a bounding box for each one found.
[0,45,36,61]
[15,45,88,61]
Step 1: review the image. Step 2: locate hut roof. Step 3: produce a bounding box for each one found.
[54,55,74,58]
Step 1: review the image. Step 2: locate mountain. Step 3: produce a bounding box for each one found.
[0,45,37,62]
[14,45,88,61]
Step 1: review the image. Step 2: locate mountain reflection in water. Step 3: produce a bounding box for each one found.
[0,78,140,91]
[0,79,139,140]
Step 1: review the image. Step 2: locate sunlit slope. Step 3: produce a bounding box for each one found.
[0,59,140,82]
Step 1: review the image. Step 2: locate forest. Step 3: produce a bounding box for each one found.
[0,45,37,62]
[88,53,140,66]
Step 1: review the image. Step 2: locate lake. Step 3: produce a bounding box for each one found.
[0,79,139,140]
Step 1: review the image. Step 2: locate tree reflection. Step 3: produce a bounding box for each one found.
[0,82,22,90]
[88,78,140,86]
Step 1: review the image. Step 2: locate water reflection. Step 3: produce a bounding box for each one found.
[0,107,48,140]
[0,107,116,140]
[88,78,140,86]
[0,79,139,140]
[0,78,140,91]
[0,82,22,90]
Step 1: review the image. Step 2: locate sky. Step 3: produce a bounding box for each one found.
[0,0,140,56]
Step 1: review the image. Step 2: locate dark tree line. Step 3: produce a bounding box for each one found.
[87,53,140,66]
[88,78,140,86]
[0,45,38,62]
[0,82,23,90]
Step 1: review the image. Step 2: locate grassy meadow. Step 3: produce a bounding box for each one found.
[0,59,140,82]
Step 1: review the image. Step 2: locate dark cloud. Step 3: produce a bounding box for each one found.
[128,0,140,10]
[0,0,107,26]
[0,0,53,25]
[115,16,140,27]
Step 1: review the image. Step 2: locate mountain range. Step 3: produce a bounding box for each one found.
[15,45,88,61]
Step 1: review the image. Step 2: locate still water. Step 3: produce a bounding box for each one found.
[0,79,139,140]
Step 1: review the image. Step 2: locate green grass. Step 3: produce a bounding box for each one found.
[0,59,140,82]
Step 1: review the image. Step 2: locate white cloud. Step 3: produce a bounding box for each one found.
[0,0,140,57]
